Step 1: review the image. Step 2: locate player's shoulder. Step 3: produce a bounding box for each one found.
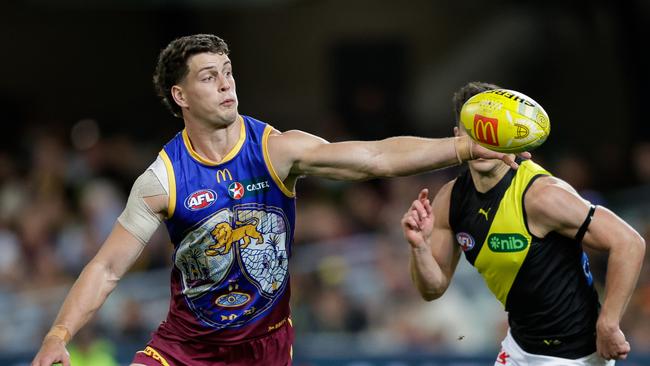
[428,179,457,226]
[439,178,458,196]
[527,174,577,196]
[268,128,327,142]
[432,179,458,207]
[525,175,581,213]
[267,129,330,158]
[518,159,551,176]
[123,155,170,199]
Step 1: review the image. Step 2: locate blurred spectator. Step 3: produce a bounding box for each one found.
[0,226,21,289]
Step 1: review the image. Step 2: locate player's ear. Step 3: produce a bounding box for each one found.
[171,85,189,109]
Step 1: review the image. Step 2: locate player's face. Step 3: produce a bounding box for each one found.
[178,52,238,126]
[454,125,506,173]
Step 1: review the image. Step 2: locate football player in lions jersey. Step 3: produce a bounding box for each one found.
[31,36,524,366]
[401,82,645,365]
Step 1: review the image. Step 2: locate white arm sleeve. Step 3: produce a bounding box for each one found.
[148,155,169,195]
[117,158,169,244]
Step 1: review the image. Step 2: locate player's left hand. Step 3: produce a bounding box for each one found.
[401,188,434,250]
[596,321,630,360]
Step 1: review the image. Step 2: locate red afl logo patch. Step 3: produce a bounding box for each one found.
[456,232,475,252]
[184,189,217,211]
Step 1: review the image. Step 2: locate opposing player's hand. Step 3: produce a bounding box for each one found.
[596,322,630,360]
[401,189,434,249]
[31,337,71,366]
[470,141,531,170]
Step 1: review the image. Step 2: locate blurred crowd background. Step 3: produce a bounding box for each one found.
[1,0,649,364]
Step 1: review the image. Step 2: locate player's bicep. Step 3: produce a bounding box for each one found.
[118,170,167,244]
[526,179,641,253]
[525,177,593,239]
[92,222,146,281]
[269,130,373,180]
[298,141,377,180]
[580,206,642,252]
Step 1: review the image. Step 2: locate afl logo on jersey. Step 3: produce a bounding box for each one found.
[184,189,217,211]
[456,232,475,252]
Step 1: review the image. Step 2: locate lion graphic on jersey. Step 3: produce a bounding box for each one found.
[206,218,263,256]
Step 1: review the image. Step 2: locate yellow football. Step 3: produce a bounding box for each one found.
[460,89,550,153]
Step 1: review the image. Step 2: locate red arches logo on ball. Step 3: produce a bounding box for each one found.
[184,189,217,211]
[474,114,499,146]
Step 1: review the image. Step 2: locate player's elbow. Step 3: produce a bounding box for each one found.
[85,259,122,288]
[613,229,646,263]
[418,282,448,301]
[631,232,646,258]
[355,163,388,179]
[410,264,450,301]
[420,288,445,301]
[367,161,402,179]
[359,146,398,178]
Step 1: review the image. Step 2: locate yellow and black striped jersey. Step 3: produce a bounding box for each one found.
[449,159,600,359]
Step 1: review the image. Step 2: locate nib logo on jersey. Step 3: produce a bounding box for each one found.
[488,233,528,252]
[184,189,218,211]
[228,178,271,200]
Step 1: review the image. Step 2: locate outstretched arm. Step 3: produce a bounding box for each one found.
[525,177,646,361]
[32,224,147,366]
[32,172,168,366]
[401,184,461,301]
[267,129,524,183]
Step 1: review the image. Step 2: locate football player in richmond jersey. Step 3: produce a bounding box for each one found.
[31,36,526,366]
[401,81,646,365]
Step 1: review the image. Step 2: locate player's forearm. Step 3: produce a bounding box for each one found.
[368,136,462,177]
[292,135,472,181]
[47,259,121,343]
[598,233,645,328]
[409,246,448,301]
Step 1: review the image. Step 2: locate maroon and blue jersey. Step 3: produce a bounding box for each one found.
[155,115,296,344]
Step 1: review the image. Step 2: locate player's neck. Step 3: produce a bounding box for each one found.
[184,115,242,163]
[469,163,511,193]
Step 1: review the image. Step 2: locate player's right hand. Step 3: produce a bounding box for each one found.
[401,188,434,249]
[31,337,71,366]
[470,142,524,169]
[596,322,631,361]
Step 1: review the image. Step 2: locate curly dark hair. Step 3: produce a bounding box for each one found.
[153,34,230,118]
[452,81,501,125]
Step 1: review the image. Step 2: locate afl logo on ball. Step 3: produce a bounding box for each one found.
[184,189,217,211]
[456,232,475,252]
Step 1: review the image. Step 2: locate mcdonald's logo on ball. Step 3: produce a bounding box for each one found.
[460,89,550,153]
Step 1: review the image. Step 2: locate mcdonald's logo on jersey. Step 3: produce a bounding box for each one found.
[216,168,233,183]
[474,115,499,146]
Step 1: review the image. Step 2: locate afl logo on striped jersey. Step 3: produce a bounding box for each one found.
[184,189,217,211]
[456,232,475,252]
